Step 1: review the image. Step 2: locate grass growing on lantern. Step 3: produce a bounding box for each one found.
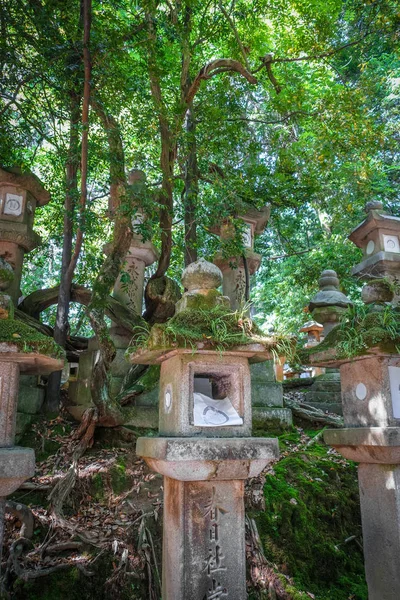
[301,304,400,361]
[0,319,65,358]
[128,305,295,359]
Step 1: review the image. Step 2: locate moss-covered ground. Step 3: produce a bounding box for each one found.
[251,428,367,600]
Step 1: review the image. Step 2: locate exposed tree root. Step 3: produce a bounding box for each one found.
[246,516,292,600]
[5,502,34,539]
[48,407,98,538]
[284,395,343,427]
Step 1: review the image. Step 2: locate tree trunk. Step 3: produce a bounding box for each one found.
[46,0,91,412]
[45,93,80,412]
[183,103,198,267]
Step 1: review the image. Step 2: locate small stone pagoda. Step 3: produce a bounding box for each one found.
[129,259,279,600]
[0,258,64,557]
[304,270,352,414]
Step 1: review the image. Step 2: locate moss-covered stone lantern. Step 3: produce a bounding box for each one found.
[349,201,400,307]
[303,253,400,598]
[309,269,352,336]
[0,258,64,558]
[212,205,270,310]
[0,167,50,303]
[129,258,279,600]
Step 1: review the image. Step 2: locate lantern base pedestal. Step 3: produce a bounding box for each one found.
[137,436,279,600]
[358,463,400,600]
[325,427,400,600]
[324,426,400,463]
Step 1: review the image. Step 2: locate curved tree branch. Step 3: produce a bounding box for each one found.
[185,58,258,105]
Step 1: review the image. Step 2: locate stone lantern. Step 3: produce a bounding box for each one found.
[305,270,352,414]
[307,340,400,599]
[111,169,158,316]
[299,320,324,377]
[0,167,51,303]
[309,269,352,337]
[0,258,63,557]
[349,200,400,279]
[130,259,279,600]
[212,205,270,311]
[212,206,291,427]
[70,169,158,420]
[349,201,400,307]
[299,320,323,348]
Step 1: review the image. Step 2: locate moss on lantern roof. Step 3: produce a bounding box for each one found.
[128,305,294,359]
[0,319,65,359]
[301,305,400,362]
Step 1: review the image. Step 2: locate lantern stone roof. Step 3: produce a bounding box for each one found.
[348,201,400,249]
[0,167,50,206]
[299,320,323,333]
[210,204,270,236]
[309,270,352,311]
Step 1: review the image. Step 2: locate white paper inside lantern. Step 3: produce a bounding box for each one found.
[388,366,400,418]
[193,392,243,426]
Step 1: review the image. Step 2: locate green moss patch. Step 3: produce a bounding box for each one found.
[254,430,367,599]
[129,305,293,357]
[0,319,64,358]
[302,304,400,361]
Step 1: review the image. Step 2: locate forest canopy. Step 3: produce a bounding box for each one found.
[1,0,399,334]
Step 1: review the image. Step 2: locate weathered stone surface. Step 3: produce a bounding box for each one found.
[252,407,293,426]
[136,436,279,481]
[181,258,222,292]
[214,250,261,310]
[125,407,158,429]
[0,447,35,495]
[162,478,246,600]
[250,361,283,408]
[0,361,19,446]
[324,426,400,463]
[135,386,159,407]
[340,355,400,427]
[305,390,342,403]
[15,412,33,439]
[357,464,400,600]
[157,353,252,438]
[305,401,343,415]
[18,378,44,414]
